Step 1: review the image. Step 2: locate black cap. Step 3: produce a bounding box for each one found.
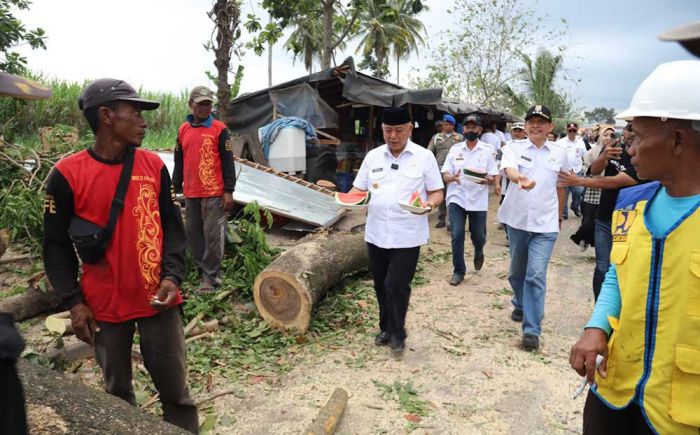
[463,113,482,126]
[382,107,411,125]
[525,105,552,121]
[79,78,159,111]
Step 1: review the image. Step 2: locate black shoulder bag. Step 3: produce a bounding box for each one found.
[68,146,135,264]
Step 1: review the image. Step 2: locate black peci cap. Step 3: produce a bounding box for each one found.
[525,105,552,121]
[79,78,159,111]
[382,107,411,125]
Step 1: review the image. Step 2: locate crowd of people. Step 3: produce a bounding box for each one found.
[1,20,699,435]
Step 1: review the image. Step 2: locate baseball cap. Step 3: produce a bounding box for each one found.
[566,122,578,130]
[463,113,482,126]
[442,114,456,125]
[79,78,159,111]
[190,86,215,103]
[510,121,525,131]
[525,105,552,121]
[382,107,411,125]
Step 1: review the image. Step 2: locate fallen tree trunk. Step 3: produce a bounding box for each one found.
[18,360,189,434]
[253,232,368,332]
[0,286,62,321]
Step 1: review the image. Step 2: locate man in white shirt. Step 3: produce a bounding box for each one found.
[557,122,587,218]
[480,122,501,151]
[351,107,444,355]
[497,104,572,351]
[442,114,499,285]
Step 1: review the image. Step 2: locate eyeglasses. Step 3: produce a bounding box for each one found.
[568,129,577,132]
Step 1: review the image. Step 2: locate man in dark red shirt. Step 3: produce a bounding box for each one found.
[43,79,198,433]
[173,86,235,292]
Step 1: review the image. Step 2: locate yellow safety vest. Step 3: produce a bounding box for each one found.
[594,181,700,434]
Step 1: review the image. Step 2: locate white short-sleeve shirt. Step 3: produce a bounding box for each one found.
[497,139,572,233]
[480,131,501,151]
[441,141,499,212]
[556,136,587,173]
[353,140,444,249]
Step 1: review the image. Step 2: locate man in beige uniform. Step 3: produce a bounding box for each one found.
[428,114,463,228]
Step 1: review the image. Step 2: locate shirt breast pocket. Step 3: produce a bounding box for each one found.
[517,156,534,169]
[400,168,423,194]
[368,169,386,192]
[546,159,562,172]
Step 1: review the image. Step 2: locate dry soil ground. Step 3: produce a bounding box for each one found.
[211,195,597,434]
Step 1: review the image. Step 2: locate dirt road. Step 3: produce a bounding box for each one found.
[213,196,597,434]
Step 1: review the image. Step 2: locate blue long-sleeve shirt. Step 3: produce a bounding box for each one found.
[586,186,700,333]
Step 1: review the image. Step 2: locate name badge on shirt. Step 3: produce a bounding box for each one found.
[372,168,383,173]
[518,154,534,168]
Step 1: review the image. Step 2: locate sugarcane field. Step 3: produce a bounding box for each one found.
[1,1,699,434]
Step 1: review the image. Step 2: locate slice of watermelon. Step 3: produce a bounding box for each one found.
[335,191,371,205]
[408,191,426,208]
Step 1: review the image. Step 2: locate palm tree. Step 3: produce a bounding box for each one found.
[284,14,324,74]
[502,49,571,117]
[354,0,426,81]
[389,0,427,85]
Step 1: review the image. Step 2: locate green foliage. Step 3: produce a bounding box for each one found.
[501,49,575,119]
[0,0,47,74]
[0,182,43,247]
[584,107,616,125]
[373,379,432,416]
[409,0,570,110]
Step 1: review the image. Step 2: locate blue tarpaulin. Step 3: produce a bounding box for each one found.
[259,117,317,160]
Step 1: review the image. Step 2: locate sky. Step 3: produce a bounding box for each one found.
[13,0,699,114]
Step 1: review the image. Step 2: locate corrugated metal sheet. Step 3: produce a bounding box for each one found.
[157,152,345,228]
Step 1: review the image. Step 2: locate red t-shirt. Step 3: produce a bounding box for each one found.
[55,149,182,322]
[177,119,227,197]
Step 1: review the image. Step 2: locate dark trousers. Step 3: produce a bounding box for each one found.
[593,218,613,300]
[0,360,27,435]
[570,201,597,247]
[185,197,225,283]
[367,243,421,341]
[449,203,486,275]
[437,188,447,223]
[94,307,199,434]
[583,391,654,435]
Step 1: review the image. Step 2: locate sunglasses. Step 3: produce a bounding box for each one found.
[567,129,577,132]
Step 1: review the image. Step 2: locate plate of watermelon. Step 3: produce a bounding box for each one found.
[398,191,432,215]
[462,167,488,184]
[335,191,371,210]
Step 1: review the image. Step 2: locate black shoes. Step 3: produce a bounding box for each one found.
[435,220,446,228]
[374,331,391,346]
[511,308,523,322]
[389,337,406,354]
[522,334,540,351]
[474,250,484,271]
[449,273,464,286]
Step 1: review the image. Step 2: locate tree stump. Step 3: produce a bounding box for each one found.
[253,232,368,332]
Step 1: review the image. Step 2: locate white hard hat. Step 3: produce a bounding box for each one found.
[616,60,700,121]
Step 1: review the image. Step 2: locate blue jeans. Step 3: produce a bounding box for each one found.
[563,185,584,217]
[449,203,486,275]
[593,218,612,300]
[505,226,558,336]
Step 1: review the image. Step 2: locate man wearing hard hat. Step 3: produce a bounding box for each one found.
[569,59,700,434]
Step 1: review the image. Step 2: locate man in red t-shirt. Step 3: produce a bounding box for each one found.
[173,86,235,292]
[43,79,198,433]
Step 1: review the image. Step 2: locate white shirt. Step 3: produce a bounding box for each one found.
[441,141,499,212]
[480,131,501,151]
[353,140,444,249]
[495,130,507,146]
[556,136,587,173]
[497,139,572,233]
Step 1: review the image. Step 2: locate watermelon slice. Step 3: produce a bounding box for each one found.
[335,191,371,205]
[462,167,487,179]
[408,191,426,208]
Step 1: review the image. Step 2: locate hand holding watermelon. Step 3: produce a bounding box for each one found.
[397,191,432,215]
[335,191,371,209]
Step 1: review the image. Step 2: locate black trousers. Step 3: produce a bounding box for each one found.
[571,201,598,247]
[0,360,27,435]
[367,243,420,341]
[583,391,654,435]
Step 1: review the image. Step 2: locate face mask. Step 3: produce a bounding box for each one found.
[464,131,479,141]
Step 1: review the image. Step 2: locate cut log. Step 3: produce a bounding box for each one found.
[253,232,368,332]
[304,387,349,435]
[18,360,189,434]
[0,286,61,321]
